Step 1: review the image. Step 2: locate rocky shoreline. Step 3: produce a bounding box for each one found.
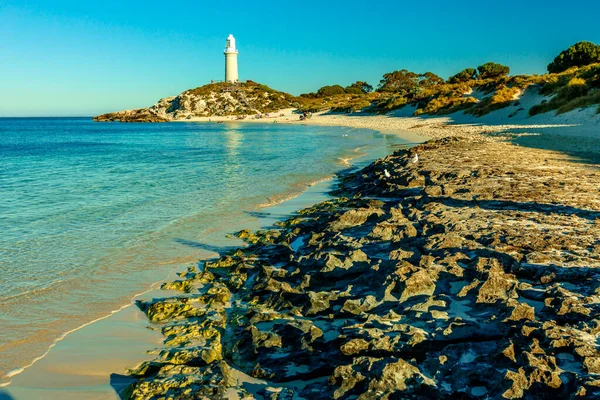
[93,82,295,123]
[122,137,600,399]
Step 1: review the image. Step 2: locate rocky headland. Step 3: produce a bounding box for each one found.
[93,81,296,122]
[120,135,600,399]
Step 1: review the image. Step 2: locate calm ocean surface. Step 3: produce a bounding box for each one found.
[0,117,407,382]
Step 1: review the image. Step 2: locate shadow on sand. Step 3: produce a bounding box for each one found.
[243,210,271,219]
[173,238,239,255]
[110,373,132,400]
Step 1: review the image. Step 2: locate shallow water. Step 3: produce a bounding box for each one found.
[0,118,409,384]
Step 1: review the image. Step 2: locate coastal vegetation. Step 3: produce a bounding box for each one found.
[447,68,477,84]
[476,62,510,79]
[529,65,600,115]
[295,41,600,118]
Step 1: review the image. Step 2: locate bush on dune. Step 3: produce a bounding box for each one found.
[344,86,364,95]
[477,62,510,79]
[345,81,373,94]
[377,69,420,94]
[317,85,346,97]
[548,41,600,73]
[330,97,373,113]
[539,74,573,95]
[418,72,445,88]
[475,77,510,95]
[447,68,477,84]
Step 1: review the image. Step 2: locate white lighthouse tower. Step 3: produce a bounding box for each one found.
[224,34,239,83]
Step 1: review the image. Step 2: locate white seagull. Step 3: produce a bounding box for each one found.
[411,153,419,164]
[384,169,391,178]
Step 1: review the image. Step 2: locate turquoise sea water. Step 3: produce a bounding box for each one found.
[0,118,407,382]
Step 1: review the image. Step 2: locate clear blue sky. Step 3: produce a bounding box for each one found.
[1,0,599,116]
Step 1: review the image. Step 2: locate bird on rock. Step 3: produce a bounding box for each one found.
[411,153,419,164]
[384,169,391,178]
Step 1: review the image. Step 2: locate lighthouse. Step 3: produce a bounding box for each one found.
[224,34,239,83]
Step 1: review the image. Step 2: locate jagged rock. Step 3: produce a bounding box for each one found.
[341,295,379,315]
[126,137,600,399]
[398,269,437,301]
[306,291,340,315]
[329,208,385,231]
[137,297,206,323]
[362,358,436,395]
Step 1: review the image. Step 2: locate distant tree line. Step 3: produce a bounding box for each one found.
[301,41,600,99]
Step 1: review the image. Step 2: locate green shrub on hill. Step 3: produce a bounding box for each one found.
[377,69,419,94]
[330,97,373,113]
[187,82,229,96]
[344,86,364,95]
[317,85,346,97]
[548,41,600,73]
[477,62,510,79]
[418,72,445,88]
[345,81,373,94]
[447,68,477,83]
